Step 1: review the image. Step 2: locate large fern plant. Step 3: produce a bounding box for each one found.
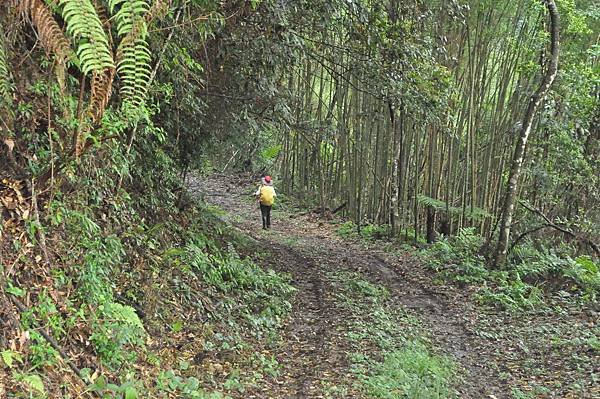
[9,0,154,129]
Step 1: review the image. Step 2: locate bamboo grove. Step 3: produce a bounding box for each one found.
[248,0,600,258]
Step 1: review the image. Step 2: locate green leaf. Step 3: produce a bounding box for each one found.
[23,374,45,394]
[93,375,107,389]
[125,386,138,399]
[171,320,183,333]
[576,256,599,274]
[6,282,25,297]
[178,359,190,371]
[1,350,22,368]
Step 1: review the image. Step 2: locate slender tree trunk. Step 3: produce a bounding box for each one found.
[493,0,560,268]
[389,103,402,236]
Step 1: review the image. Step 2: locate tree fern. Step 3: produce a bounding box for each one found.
[417,194,491,222]
[417,194,447,211]
[59,0,114,75]
[57,0,116,120]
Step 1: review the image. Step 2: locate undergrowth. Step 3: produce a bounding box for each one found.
[333,218,599,312]
[329,271,457,398]
[1,181,294,398]
[422,228,600,311]
[336,221,427,245]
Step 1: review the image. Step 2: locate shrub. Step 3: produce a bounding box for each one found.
[423,230,552,311]
[563,256,600,300]
[478,275,544,311]
[424,228,487,283]
[511,245,599,300]
[90,302,146,368]
[337,221,358,238]
[336,221,391,241]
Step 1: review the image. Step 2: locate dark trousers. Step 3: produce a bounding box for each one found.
[260,204,272,229]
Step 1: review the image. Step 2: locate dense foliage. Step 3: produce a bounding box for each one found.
[0,0,598,397]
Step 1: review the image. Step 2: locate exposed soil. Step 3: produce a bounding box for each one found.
[190,174,599,399]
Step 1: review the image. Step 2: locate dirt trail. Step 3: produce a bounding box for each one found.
[191,174,509,398]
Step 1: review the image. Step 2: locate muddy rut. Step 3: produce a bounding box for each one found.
[191,174,508,398]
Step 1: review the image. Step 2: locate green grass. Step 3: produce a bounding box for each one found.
[362,343,456,399]
[328,271,457,398]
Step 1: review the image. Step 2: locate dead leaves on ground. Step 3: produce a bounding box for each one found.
[0,178,29,240]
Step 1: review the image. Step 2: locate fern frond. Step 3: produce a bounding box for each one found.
[17,0,72,62]
[417,194,447,210]
[111,1,152,108]
[87,5,115,123]
[110,0,152,107]
[116,25,151,107]
[0,31,15,135]
[0,38,12,104]
[59,0,114,75]
[89,67,115,121]
[109,0,150,37]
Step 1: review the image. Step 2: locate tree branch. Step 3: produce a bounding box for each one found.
[519,200,600,258]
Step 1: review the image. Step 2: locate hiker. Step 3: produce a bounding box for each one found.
[255,175,276,229]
